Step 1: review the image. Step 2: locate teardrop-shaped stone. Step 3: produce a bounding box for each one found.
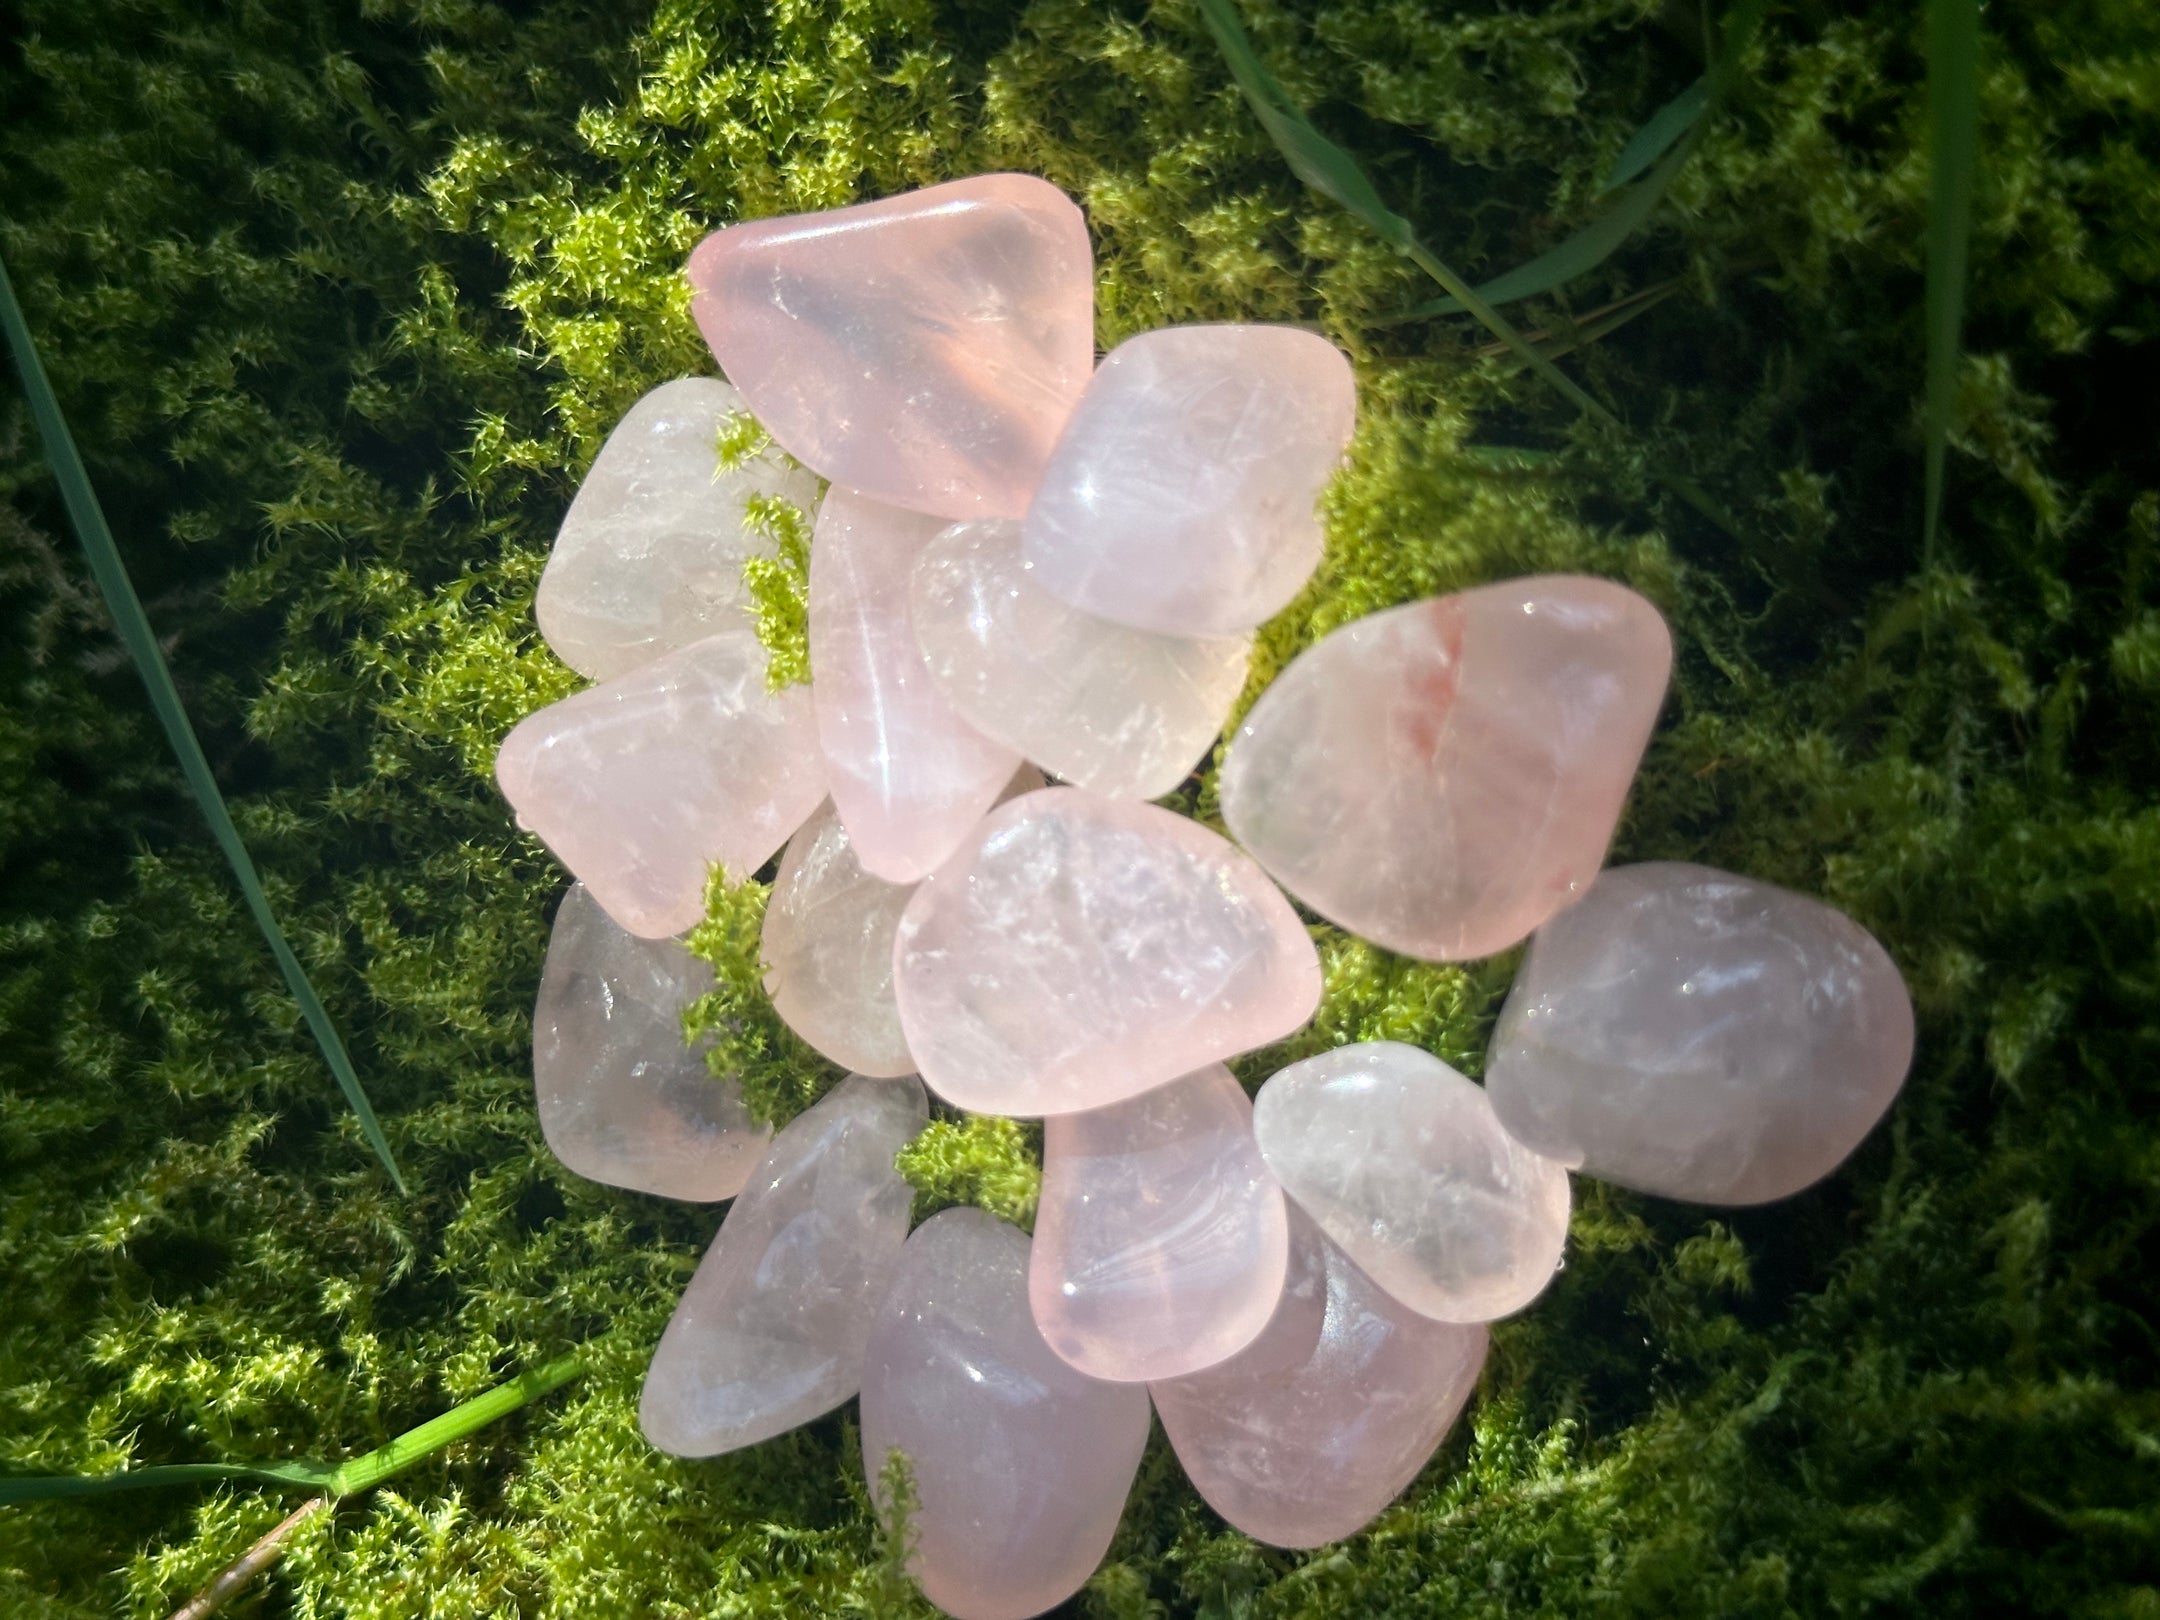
[892,787,1322,1116]
[1220,576,1672,961]
[1024,326,1356,635]
[911,519,1250,799]
[1253,1042,1570,1323]
[536,378,821,682]
[1031,1064,1288,1383]
[688,175,1094,521]
[640,1073,926,1457]
[1486,862,1916,1205]
[860,1208,1151,1620]
[495,633,826,938]
[810,486,1022,882]
[1152,1210,1488,1549]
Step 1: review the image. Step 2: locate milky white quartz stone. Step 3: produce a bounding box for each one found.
[911,519,1250,799]
[1253,1041,1571,1323]
[1486,862,1916,1205]
[1030,1064,1288,1383]
[892,787,1323,1116]
[1024,325,1356,635]
[1151,1210,1488,1549]
[687,175,1095,521]
[809,486,1021,882]
[860,1208,1152,1620]
[1220,575,1672,961]
[495,632,826,938]
[535,378,821,682]
[639,1073,926,1457]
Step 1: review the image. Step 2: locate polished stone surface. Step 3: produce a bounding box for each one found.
[1219,576,1672,961]
[1024,325,1356,635]
[860,1208,1152,1620]
[1486,862,1916,1205]
[640,1074,926,1457]
[1253,1042,1571,1323]
[688,175,1094,521]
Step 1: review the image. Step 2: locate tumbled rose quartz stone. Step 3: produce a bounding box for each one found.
[1151,1209,1488,1549]
[1486,862,1916,1205]
[860,1208,1151,1620]
[1253,1041,1571,1323]
[810,486,1021,882]
[640,1073,926,1457]
[687,175,1094,521]
[911,519,1251,799]
[535,378,821,682]
[1219,576,1673,961]
[495,633,826,939]
[1024,325,1356,636]
[891,787,1322,1116]
[1030,1064,1288,1383]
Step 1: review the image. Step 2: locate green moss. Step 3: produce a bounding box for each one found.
[679,865,840,1128]
[741,489,816,690]
[895,1115,1043,1230]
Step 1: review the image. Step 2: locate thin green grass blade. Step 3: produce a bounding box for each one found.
[1602,78,1708,192]
[0,1463,335,1507]
[1924,0,1980,563]
[0,251,407,1194]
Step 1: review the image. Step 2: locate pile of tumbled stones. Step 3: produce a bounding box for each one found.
[498,175,1916,1620]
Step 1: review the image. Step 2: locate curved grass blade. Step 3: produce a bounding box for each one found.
[0,251,407,1194]
[1924,0,1980,563]
[1603,78,1708,192]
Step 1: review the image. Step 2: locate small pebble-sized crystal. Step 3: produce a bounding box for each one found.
[534,883,770,1201]
[1486,862,1916,1205]
[1220,576,1672,961]
[1030,1064,1288,1383]
[860,1208,1151,1620]
[911,519,1250,799]
[640,1073,926,1457]
[688,175,1094,521]
[1024,325,1356,636]
[495,633,826,938]
[535,378,821,682]
[1152,1210,1488,1549]
[810,486,1021,882]
[892,787,1322,1116]
[1253,1042,1570,1323]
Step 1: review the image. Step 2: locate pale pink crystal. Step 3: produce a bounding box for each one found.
[535,378,820,682]
[810,486,1021,882]
[1487,862,1916,1205]
[911,519,1250,799]
[1219,576,1673,961]
[495,633,826,938]
[640,1073,925,1457]
[1151,1210,1488,1549]
[687,175,1094,521]
[1030,1064,1288,1383]
[1253,1041,1571,1323]
[1024,325,1356,635]
[891,787,1322,1116]
[860,1208,1151,1620]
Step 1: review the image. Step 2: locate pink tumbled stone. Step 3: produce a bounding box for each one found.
[1024,325,1356,635]
[860,1208,1151,1620]
[495,633,826,938]
[688,175,1095,521]
[1152,1210,1488,1549]
[891,787,1323,1116]
[810,486,1021,882]
[1219,576,1673,961]
[1030,1064,1288,1383]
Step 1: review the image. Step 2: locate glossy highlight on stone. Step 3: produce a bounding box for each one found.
[688,175,1095,521]
[1486,862,1916,1205]
[1253,1041,1571,1323]
[640,1074,926,1458]
[1030,1064,1288,1383]
[860,1208,1152,1620]
[1024,325,1356,635]
[912,519,1250,799]
[892,787,1323,1116]
[1220,575,1673,961]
